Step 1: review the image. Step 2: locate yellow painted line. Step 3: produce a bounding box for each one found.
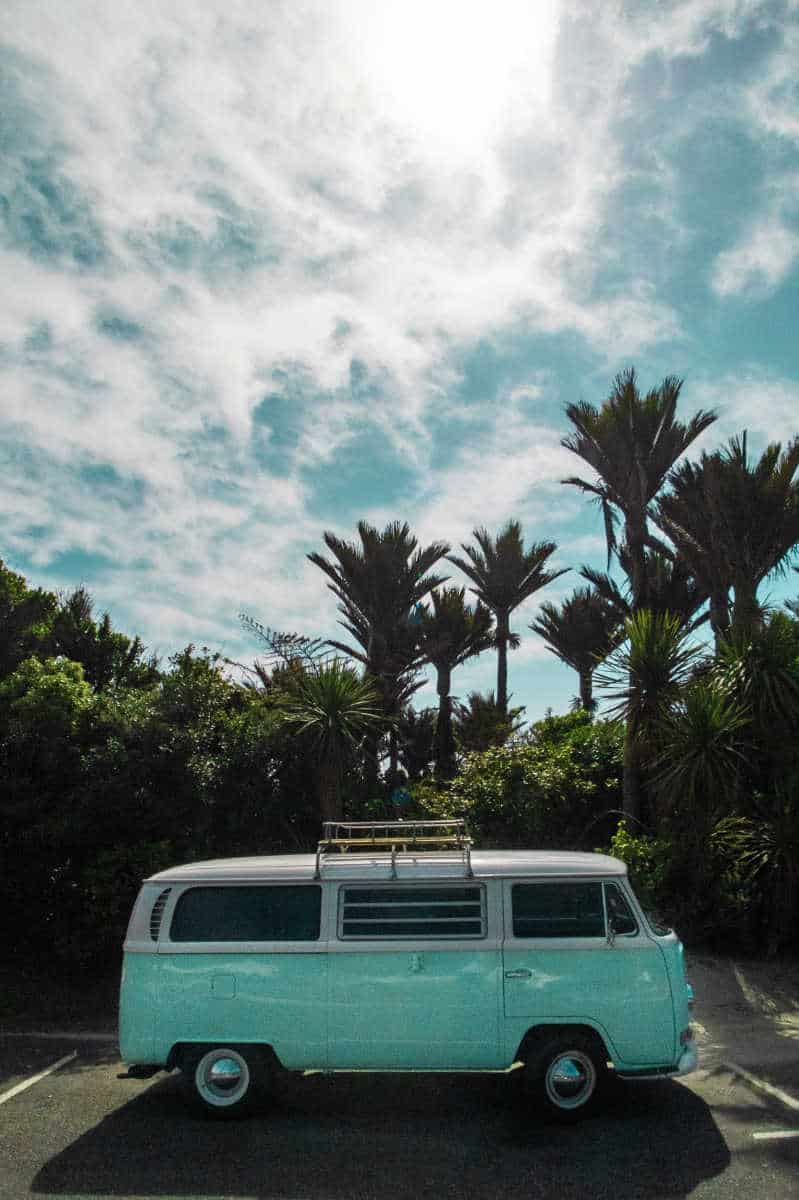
[752,1130,799,1141]
[724,1061,799,1113]
[0,1051,77,1106]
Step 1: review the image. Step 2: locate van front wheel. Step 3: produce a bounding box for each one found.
[525,1034,606,1122]
[180,1045,263,1118]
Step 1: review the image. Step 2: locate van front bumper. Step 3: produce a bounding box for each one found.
[674,1036,699,1077]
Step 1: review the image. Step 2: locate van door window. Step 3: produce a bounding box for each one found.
[511,882,604,938]
[604,883,638,936]
[170,885,322,942]
[339,886,485,939]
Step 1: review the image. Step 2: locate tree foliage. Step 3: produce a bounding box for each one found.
[448,520,567,713]
[3,370,799,981]
[417,710,623,851]
[531,586,620,709]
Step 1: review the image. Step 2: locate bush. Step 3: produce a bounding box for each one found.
[607,819,758,950]
[607,821,671,916]
[74,841,177,968]
[416,713,623,850]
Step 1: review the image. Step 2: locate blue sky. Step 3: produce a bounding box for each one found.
[2,0,798,722]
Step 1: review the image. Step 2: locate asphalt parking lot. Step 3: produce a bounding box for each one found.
[1,956,797,1200]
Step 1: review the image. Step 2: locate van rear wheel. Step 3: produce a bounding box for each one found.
[525,1033,606,1122]
[180,1045,265,1118]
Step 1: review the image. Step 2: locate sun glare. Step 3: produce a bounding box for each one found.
[344,0,559,156]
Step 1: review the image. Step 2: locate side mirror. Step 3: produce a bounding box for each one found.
[607,914,637,944]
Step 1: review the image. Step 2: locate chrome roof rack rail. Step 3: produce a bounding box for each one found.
[314,818,473,880]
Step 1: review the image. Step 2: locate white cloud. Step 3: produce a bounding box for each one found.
[710,14,799,300]
[411,394,579,554]
[745,13,799,141]
[3,0,693,426]
[712,211,799,298]
[2,0,797,698]
[690,370,799,449]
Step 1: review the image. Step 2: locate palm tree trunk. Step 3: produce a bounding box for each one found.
[363,729,380,796]
[318,758,342,824]
[709,589,731,649]
[388,727,399,782]
[578,666,593,710]
[496,611,509,714]
[625,513,649,609]
[624,510,648,821]
[732,578,762,642]
[434,664,456,780]
[623,714,643,824]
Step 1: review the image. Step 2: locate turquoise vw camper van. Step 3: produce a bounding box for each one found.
[119,820,696,1120]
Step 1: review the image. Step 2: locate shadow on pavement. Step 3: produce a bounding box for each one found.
[32,1070,729,1200]
[33,1071,730,1200]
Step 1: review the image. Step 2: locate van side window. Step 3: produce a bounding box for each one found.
[512,882,604,938]
[339,886,485,939]
[170,885,321,942]
[604,883,638,935]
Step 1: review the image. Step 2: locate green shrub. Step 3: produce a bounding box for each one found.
[416,713,623,850]
[55,841,177,973]
[607,821,671,916]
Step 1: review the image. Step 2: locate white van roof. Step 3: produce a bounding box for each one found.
[146,850,627,884]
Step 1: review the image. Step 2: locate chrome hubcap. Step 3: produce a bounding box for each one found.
[195,1050,250,1107]
[545,1050,596,1110]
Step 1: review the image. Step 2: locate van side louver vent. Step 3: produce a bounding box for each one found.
[340,885,485,939]
[150,888,172,941]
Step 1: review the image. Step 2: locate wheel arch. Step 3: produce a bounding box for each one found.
[514,1022,612,1066]
[167,1041,284,1073]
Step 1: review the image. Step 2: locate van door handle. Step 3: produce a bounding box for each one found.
[504,968,532,979]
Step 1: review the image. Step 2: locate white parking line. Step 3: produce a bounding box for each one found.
[0,1051,77,1106]
[752,1130,799,1141]
[724,1060,799,1113]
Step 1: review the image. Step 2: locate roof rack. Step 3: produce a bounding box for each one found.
[314,818,473,880]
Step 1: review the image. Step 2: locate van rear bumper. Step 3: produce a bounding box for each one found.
[616,1036,698,1081]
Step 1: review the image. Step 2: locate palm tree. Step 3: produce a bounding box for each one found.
[712,614,799,797]
[648,679,750,929]
[594,610,705,825]
[562,368,717,609]
[308,521,450,787]
[712,789,799,957]
[530,587,621,711]
[655,460,732,645]
[580,549,708,633]
[563,370,716,817]
[415,587,494,779]
[659,433,799,642]
[652,681,748,822]
[395,705,437,781]
[278,659,384,822]
[447,521,568,713]
[309,520,449,685]
[595,610,703,730]
[453,690,525,751]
